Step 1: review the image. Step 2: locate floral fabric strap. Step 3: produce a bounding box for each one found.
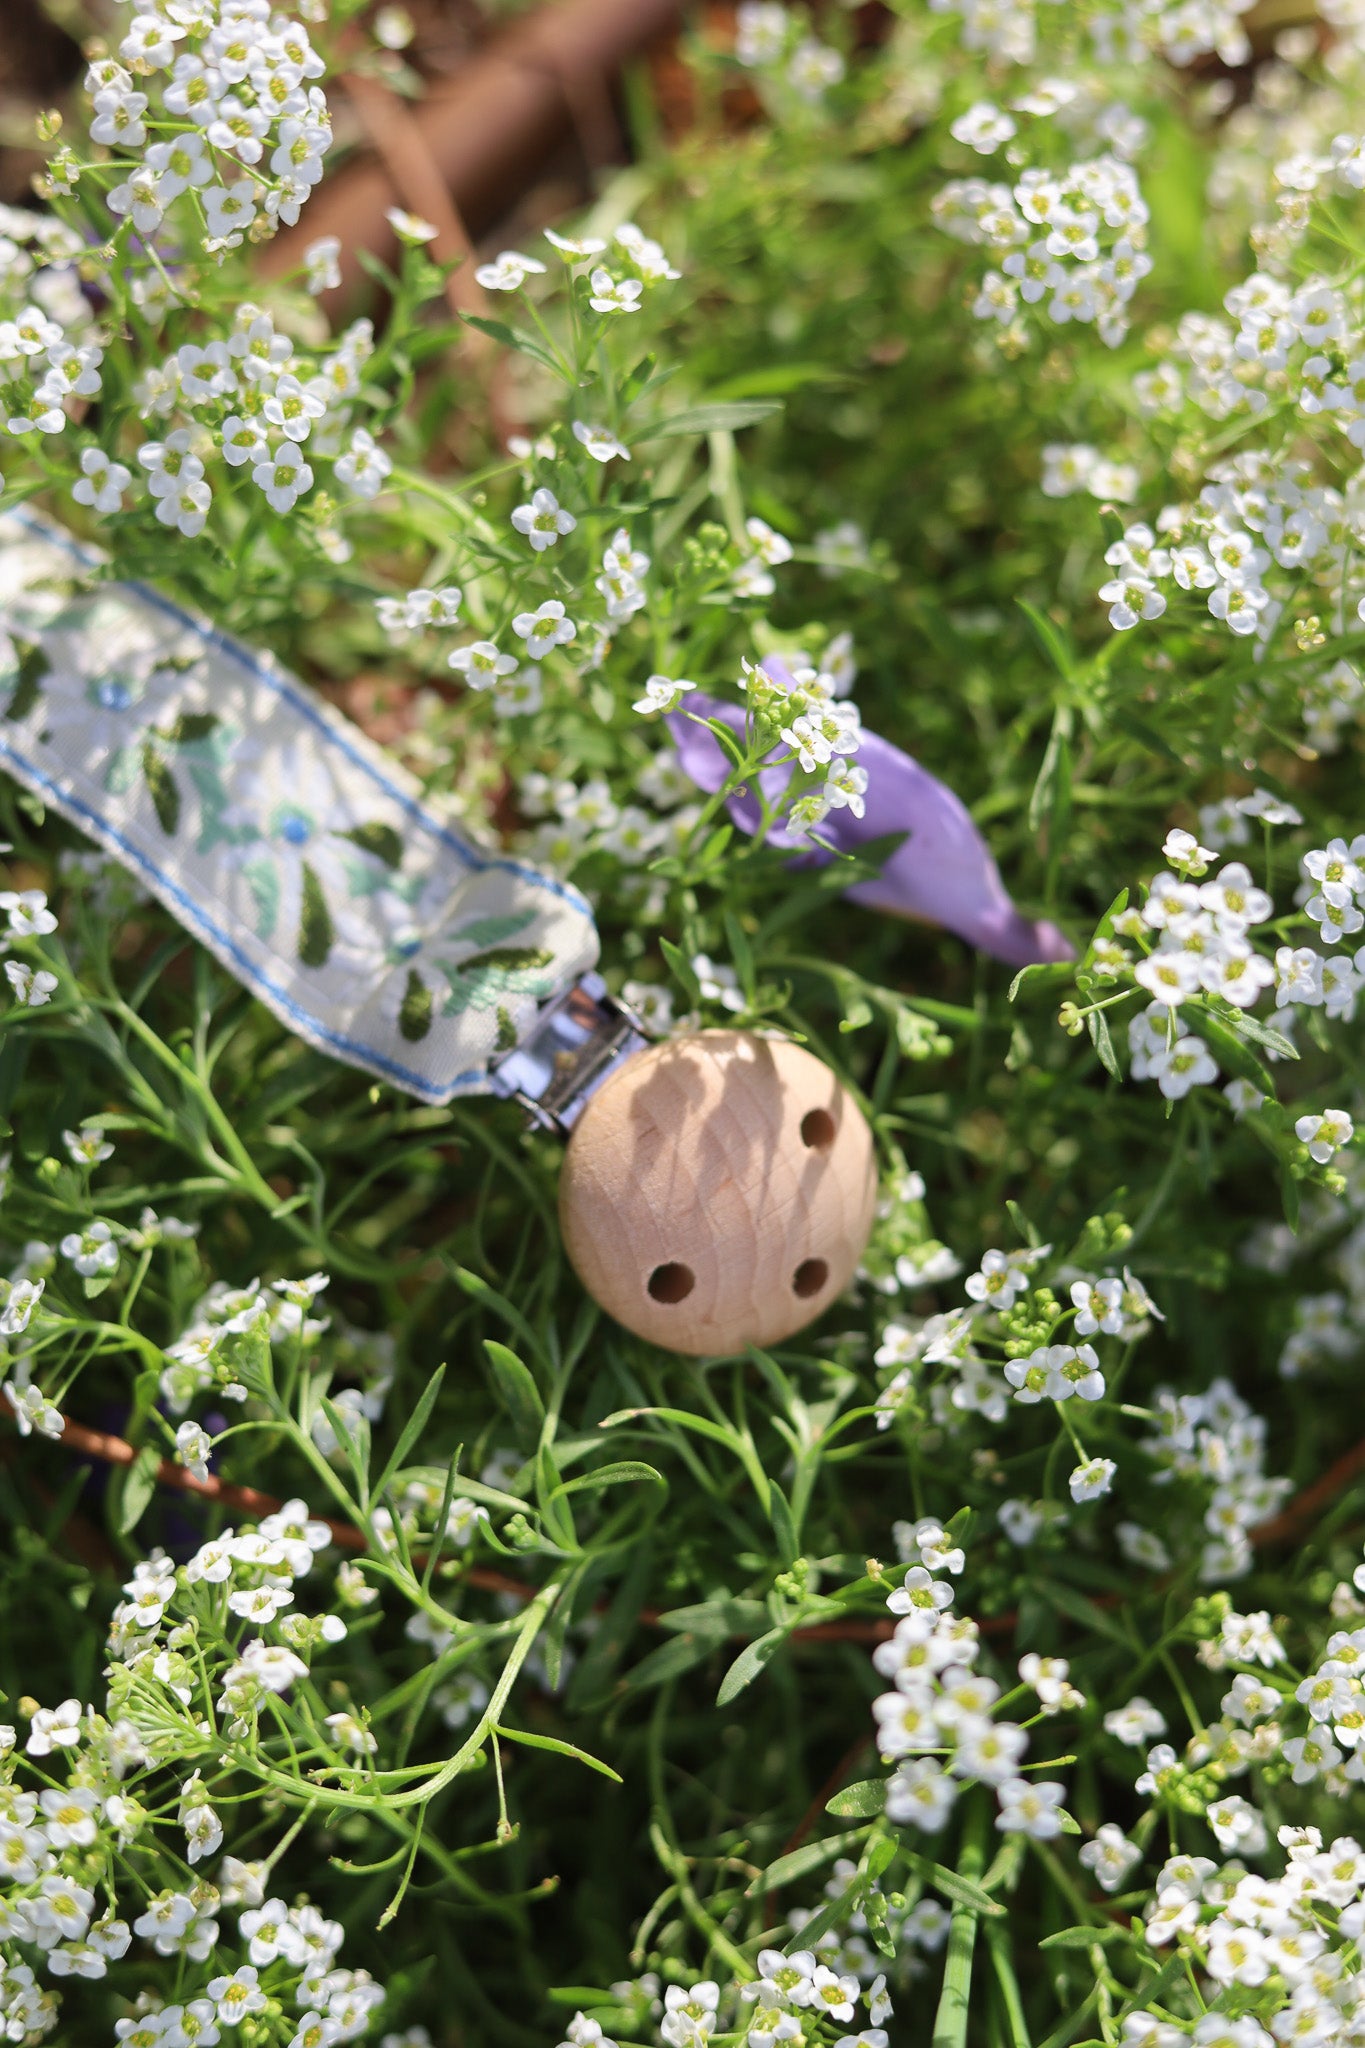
[0,509,599,1103]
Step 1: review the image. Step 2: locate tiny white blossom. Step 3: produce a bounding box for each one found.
[634,674,690,715]
[1295,1108,1353,1164]
[303,235,342,293]
[572,420,630,463]
[5,961,57,1007]
[72,447,132,516]
[475,250,547,292]
[511,487,577,551]
[588,268,643,314]
[1069,1456,1117,1502]
[385,209,439,244]
[512,600,576,658]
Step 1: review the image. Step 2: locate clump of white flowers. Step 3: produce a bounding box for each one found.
[927,0,1253,69]
[0,210,103,448]
[872,1528,1076,1840]
[732,3,846,108]
[935,93,1151,350]
[82,0,331,255]
[0,1511,391,2043]
[1140,1376,1291,1580]
[1063,818,1365,1153]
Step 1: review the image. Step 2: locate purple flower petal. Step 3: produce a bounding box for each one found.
[666,688,1073,969]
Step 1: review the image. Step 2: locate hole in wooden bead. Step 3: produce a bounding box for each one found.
[792,1257,829,1299]
[800,1108,837,1150]
[648,1261,695,1304]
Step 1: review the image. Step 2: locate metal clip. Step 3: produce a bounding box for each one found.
[489,972,651,1135]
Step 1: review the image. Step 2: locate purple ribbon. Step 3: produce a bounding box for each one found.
[667,687,1073,970]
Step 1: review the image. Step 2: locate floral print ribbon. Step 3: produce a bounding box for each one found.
[0,510,598,1103]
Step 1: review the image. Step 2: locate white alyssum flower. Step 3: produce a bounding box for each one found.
[512,601,576,658]
[175,1419,213,1481]
[588,269,643,315]
[1070,1456,1118,1502]
[59,1221,119,1277]
[951,102,1017,154]
[572,420,630,462]
[449,642,517,691]
[4,960,57,1006]
[1296,1109,1353,1164]
[475,250,547,292]
[634,674,690,715]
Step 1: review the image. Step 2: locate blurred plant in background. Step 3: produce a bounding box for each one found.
[9,1,1365,2044]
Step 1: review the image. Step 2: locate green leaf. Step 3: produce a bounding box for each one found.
[115,1444,162,1535]
[659,938,702,1008]
[453,1266,547,1366]
[646,400,782,438]
[723,908,756,1001]
[1108,707,1185,766]
[1028,704,1072,838]
[902,1849,1006,1917]
[1033,1577,1131,1647]
[1235,1011,1298,1061]
[553,1460,667,1501]
[1008,961,1072,1004]
[345,822,404,868]
[716,1626,788,1706]
[458,312,561,372]
[621,352,658,401]
[1193,1010,1276,1098]
[1038,1924,1127,1951]
[825,1778,887,1819]
[536,1442,575,1548]
[1087,1004,1121,1081]
[1017,599,1076,685]
[298,860,334,968]
[1083,888,1129,963]
[483,1340,545,1451]
[493,1723,622,1780]
[373,1365,446,1503]
[320,1396,370,1496]
[657,1596,768,1635]
[707,361,842,399]
[620,1629,723,1695]
[747,1827,874,1897]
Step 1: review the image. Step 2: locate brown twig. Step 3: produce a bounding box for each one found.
[1244,1434,1365,1548]
[261,0,685,307]
[23,1407,1364,1653]
[341,70,491,336]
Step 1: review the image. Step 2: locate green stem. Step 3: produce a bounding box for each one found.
[932,1799,989,2048]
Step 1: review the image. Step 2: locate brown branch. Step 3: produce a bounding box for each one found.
[1246,1434,1365,1549]
[25,1407,1364,1655]
[341,70,491,336]
[261,0,685,307]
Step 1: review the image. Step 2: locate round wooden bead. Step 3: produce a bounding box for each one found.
[558,1029,878,1356]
